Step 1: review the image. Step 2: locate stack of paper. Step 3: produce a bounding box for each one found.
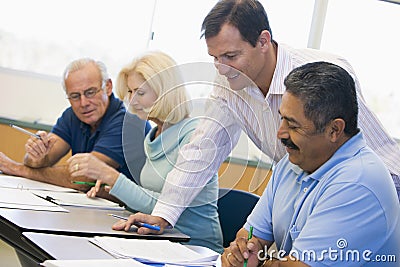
[41,259,148,267]
[0,187,68,212]
[0,175,122,210]
[89,236,219,266]
[31,190,124,210]
[0,175,77,192]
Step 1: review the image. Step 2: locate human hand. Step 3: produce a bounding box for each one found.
[112,212,171,234]
[86,182,111,198]
[0,152,22,176]
[24,131,56,163]
[222,228,261,267]
[67,153,118,185]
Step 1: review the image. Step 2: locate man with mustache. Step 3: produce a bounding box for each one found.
[223,61,400,266]
[122,0,400,236]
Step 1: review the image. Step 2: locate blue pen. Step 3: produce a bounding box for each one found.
[108,214,161,231]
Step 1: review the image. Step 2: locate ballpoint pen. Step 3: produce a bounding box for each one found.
[10,124,41,139]
[72,181,108,187]
[244,225,254,267]
[108,213,162,231]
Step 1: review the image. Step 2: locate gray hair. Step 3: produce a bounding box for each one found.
[61,58,110,91]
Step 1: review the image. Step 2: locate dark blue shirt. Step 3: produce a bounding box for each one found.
[52,93,151,181]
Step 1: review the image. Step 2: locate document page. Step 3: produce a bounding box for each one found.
[41,259,148,267]
[0,175,77,192]
[31,190,124,210]
[0,187,68,212]
[90,236,219,266]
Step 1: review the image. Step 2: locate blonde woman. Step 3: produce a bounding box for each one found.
[67,51,223,253]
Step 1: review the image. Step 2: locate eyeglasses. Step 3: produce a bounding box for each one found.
[67,87,101,101]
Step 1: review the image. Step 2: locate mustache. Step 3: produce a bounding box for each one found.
[280,138,299,150]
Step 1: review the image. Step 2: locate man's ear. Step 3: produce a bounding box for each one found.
[258,30,271,50]
[328,118,345,142]
[105,79,113,96]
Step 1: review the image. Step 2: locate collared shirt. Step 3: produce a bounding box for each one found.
[245,132,400,266]
[152,43,400,226]
[52,93,151,181]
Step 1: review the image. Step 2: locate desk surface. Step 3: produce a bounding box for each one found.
[23,232,222,267]
[0,206,189,241]
[23,232,114,260]
[0,204,189,266]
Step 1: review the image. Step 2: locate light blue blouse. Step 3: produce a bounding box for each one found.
[110,118,223,253]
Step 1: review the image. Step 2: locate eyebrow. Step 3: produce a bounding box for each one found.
[209,50,241,58]
[71,86,97,93]
[278,110,300,125]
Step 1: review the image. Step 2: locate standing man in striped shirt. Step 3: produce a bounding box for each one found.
[123,0,400,234]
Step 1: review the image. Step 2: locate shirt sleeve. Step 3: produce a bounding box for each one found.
[151,95,242,226]
[245,169,275,242]
[110,173,159,214]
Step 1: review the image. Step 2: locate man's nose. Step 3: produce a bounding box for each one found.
[277,120,289,140]
[79,94,91,105]
[214,61,231,76]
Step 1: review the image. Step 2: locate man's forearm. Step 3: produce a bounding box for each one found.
[19,164,89,191]
[23,153,52,168]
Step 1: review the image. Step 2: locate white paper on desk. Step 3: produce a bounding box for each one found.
[0,175,77,192]
[0,188,68,212]
[31,190,124,210]
[89,236,219,266]
[40,258,148,267]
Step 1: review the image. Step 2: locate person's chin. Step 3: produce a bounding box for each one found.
[80,117,96,126]
[227,80,246,91]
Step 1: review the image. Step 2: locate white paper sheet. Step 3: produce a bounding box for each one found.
[89,236,219,266]
[31,190,124,210]
[41,259,148,267]
[0,175,77,192]
[0,187,68,212]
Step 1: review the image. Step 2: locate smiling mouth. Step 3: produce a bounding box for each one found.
[226,73,240,80]
[281,138,299,150]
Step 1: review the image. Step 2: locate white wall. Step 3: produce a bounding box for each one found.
[0,67,68,125]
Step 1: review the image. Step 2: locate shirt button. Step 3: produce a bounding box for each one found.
[303,187,308,193]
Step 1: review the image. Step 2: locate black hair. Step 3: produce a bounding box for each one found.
[201,0,273,47]
[284,61,359,136]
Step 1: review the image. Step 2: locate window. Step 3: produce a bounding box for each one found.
[0,0,398,162]
[0,0,155,78]
[321,0,400,138]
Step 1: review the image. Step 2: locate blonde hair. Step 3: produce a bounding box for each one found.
[116,51,191,124]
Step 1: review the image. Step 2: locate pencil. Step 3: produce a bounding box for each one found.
[243,226,254,267]
[10,124,41,139]
[72,181,108,187]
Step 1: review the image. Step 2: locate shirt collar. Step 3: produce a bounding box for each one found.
[269,42,293,96]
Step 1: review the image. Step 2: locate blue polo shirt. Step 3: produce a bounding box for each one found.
[245,132,400,266]
[52,93,151,181]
